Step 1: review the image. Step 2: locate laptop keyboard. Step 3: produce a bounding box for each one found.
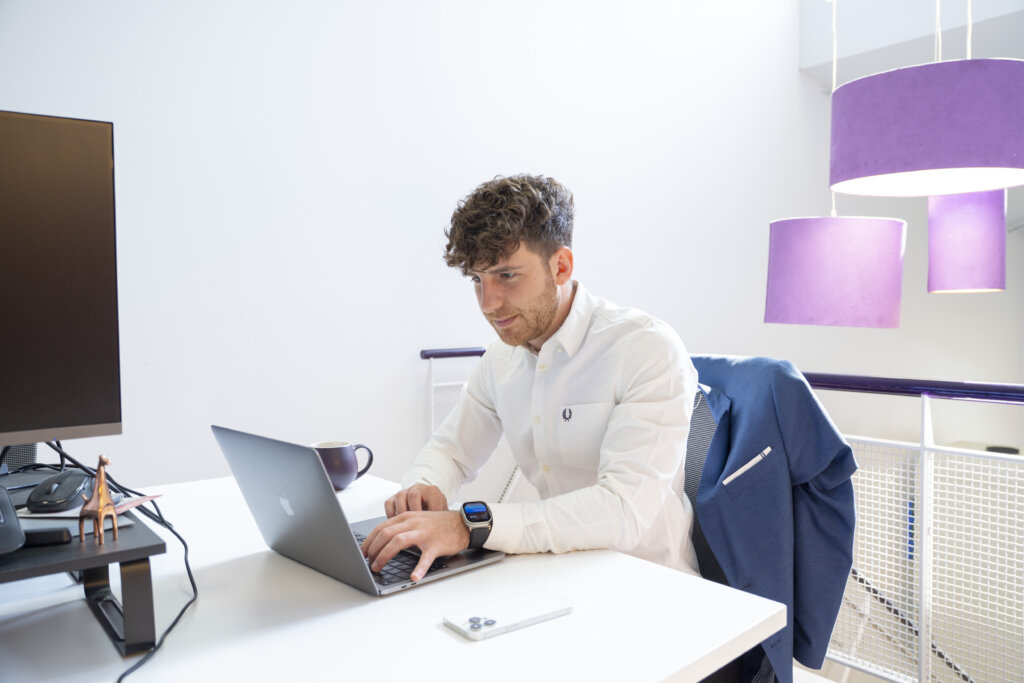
[353,532,449,585]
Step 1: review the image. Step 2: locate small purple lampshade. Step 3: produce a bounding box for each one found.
[928,190,1006,293]
[830,59,1024,197]
[765,216,906,328]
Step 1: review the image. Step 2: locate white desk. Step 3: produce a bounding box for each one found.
[0,475,785,682]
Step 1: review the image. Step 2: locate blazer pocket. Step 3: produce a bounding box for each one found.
[719,450,785,571]
[722,446,782,503]
[556,401,614,469]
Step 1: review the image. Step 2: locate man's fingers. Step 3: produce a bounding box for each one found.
[403,489,423,509]
[384,493,402,518]
[424,488,447,511]
[387,485,448,516]
[361,516,396,562]
[364,517,419,571]
[361,526,382,561]
[362,510,464,579]
[410,551,436,583]
[394,493,409,516]
[367,528,403,571]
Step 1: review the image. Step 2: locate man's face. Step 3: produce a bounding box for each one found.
[469,245,560,349]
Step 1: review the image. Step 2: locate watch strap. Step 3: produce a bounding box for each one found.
[467,523,490,549]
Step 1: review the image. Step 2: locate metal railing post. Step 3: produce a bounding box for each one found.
[918,395,935,683]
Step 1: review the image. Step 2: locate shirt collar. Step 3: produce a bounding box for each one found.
[547,281,592,358]
[510,281,594,363]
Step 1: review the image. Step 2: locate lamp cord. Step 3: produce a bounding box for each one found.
[936,1,974,62]
[830,0,837,93]
[830,0,838,217]
[966,0,972,59]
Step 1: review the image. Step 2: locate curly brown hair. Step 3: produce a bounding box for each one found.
[444,174,574,274]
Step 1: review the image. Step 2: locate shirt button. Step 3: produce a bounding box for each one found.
[538,364,548,373]
[542,465,551,473]
[532,416,541,425]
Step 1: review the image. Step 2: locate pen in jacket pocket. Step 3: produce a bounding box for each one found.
[722,446,772,486]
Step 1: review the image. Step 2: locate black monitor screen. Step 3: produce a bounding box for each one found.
[0,111,121,446]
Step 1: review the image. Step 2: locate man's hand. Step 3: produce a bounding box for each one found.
[360,511,470,582]
[384,483,448,518]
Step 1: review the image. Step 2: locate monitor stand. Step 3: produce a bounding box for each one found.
[0,510,167,655]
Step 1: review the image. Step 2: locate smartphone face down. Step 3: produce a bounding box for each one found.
[443,590,573,641]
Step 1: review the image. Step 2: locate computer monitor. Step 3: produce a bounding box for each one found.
[0,110,121,449]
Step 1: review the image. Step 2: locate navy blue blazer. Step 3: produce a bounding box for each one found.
[691,356,857,683]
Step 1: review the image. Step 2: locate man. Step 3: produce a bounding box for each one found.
[361,174,699,582]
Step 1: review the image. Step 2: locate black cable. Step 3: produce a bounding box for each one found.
[42,441,199,680]
[1,446,59,489]
[115,510,198,682]
[46,441,70,474]
[2,460,68,490]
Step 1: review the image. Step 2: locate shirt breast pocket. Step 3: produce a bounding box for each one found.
[556,401,614,470]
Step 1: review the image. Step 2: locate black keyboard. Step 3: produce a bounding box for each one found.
[353,532,449,585]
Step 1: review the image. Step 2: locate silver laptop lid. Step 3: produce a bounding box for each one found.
[211,425,380,595]
[211,425,504,596]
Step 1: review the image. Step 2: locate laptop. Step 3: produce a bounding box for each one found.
[211,425,504,596]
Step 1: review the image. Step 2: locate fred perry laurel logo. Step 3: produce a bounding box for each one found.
[562,408,573,422]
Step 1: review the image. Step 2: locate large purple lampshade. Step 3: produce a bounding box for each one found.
[765,217,906,328]
[831,59,1024,197]
[928,189,1006,293]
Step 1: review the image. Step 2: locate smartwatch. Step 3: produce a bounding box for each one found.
[460,501,492,549]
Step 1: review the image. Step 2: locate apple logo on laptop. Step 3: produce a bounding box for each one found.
[279,497,295,516]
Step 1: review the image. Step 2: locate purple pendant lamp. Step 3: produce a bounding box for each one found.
[831,59,1024,197]
[928,189,1006,293]
[765,216,906,328]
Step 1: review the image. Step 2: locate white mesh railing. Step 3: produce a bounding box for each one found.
[818,385,1024,683]
[930,449,1024,683]
[830,438,921,682]
[829,438,1024,682]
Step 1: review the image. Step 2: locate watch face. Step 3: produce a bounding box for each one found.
[463,501,491,523]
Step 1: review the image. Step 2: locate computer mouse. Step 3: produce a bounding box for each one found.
[25,470,93,513]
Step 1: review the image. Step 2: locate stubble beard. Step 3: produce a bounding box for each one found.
[490,276,559,348]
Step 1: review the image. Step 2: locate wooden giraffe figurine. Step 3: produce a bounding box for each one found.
[79,455,118,544]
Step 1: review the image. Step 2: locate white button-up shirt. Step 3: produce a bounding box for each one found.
[405,284,699,573]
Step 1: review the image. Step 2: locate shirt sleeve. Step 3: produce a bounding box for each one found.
[486,323,697,556]
[401,354,504,497]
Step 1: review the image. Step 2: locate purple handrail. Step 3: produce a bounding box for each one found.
[802,373,1024,405]
[420,348,1024,406]
[420,347,486,360]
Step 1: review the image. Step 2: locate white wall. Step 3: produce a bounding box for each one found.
[0,0,1019,488]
